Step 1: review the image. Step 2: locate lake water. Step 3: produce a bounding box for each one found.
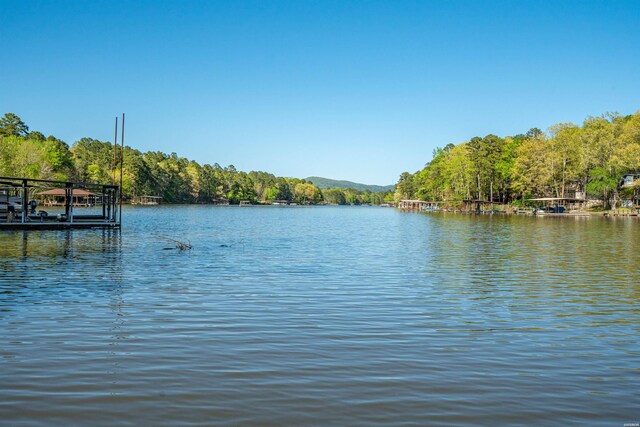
[1,206,638,426]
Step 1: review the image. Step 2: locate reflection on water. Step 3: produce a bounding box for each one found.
[0,228,122,259]
[0,207,638,425]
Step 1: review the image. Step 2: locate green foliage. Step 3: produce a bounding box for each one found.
[395,172,417,202]
[321,187,392,205]
[586,168,617,208]
[28,131,45,141]
[306,176,394,192]
[0,134,74,180]
[293,182,323,204]
[395,110,640,209]
[0,112,323,205]
[0,113,29,136]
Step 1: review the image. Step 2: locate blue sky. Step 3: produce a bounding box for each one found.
[1,0,639,185]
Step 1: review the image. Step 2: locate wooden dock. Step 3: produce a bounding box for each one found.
[397,199,511,213]
[131,195,161,205]
[397,200,443,210]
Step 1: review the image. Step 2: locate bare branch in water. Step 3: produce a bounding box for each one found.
[160,237,193,251]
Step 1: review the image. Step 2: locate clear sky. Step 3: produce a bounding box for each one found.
[1,0,639,185]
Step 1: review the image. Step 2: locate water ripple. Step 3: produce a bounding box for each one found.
[1,207,639,426]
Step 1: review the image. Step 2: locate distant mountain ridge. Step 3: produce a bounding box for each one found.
[305,176,394,192]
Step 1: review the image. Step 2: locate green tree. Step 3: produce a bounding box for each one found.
[466,135,505,201]
[443,143,473,200]
[322,188,347,205]
[28,131,45,141]
[548,123,581,198]
[294,182,322,204]
[394,171,417,201]
[0,113,29,136]
[586,168,618,209]
[495,136,522,202]
[511,132,550,199]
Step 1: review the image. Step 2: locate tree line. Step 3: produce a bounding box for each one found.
[0,113,392,205]
[394,111,640,209]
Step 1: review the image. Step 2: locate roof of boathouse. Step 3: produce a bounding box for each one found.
[37,188,97,196]
[527,197,585,202]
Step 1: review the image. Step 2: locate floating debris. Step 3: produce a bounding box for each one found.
[161,237,193,251]
[217,240,246,250]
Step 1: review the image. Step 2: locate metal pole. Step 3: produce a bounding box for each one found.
[119,113,124,226]
[65,184,71,220]
[106,189,112,221]
[69,186,74,224]
[113,116,118,185]
[21,179,27,223]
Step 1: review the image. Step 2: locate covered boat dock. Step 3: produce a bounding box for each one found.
[398,199,510,213]
[38,188,99,207]
[528,197,588,216]
[131,195,161,205]
[0,176,120,230]
[398,200,443,211]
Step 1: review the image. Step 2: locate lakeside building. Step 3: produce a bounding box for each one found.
[621,172,640,188]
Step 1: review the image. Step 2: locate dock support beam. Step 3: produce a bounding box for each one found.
[21,179,27,223]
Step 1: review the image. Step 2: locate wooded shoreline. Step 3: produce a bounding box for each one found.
[0,113,393,206]
[3,109,640,212]
[393,110,640,211]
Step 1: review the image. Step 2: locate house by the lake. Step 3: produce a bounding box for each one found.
[621,172,640,188]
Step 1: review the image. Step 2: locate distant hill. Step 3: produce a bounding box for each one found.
[306,176,395,192]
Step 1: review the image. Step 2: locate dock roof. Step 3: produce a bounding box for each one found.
[528,197,585,202]
[38,188,96,196]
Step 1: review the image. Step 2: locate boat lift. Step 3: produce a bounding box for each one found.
[0,176,120,230]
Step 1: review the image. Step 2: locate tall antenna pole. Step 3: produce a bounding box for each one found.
[119,113,125,225]
[113,116,118,185]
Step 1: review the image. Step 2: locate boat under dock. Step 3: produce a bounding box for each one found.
[0,176,121,231]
